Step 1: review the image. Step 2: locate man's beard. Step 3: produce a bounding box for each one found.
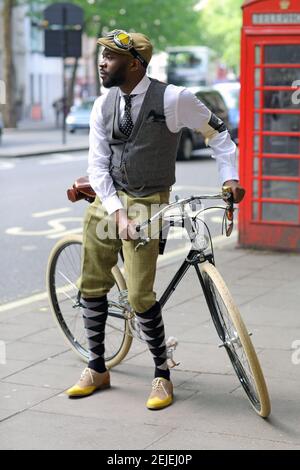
[101,62,127,88]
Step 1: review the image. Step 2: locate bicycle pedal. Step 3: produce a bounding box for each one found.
[167,358,180,369]
[166,336,180,368]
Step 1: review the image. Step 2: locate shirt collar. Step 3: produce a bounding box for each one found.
[119,75,151,97]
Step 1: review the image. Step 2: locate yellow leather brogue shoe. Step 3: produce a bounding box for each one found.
[66,368,110,398]
[146,377,173,410]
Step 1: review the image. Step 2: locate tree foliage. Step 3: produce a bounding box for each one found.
[8,0,246,68]
[197,0,243,72]
[27,0,243,67]
[29,0,202,52]
[2,0,243,126]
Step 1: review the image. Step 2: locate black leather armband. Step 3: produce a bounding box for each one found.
[208,113,227,133]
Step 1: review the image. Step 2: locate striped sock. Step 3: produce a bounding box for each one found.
[81,295,108,373]
[135,302,170,381]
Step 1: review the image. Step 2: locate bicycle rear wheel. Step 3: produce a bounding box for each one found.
[46,234,132,369]
[201,261,271,418]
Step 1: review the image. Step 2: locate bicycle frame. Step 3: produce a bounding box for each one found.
[136,191,233,309]
[158,225,215,310]
[73,191,233,324]
[113,191,233,318]
[161,246,214,300]
[49,186,271,416]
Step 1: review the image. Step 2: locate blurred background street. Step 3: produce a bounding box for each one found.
[0,147,223,304]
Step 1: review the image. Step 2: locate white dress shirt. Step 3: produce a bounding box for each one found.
[88,75,238,215]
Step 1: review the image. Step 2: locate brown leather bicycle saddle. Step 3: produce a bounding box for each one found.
[67,176,96,203]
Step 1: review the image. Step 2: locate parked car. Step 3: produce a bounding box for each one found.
[213,81,240,144]
[0,112,3,144]
[177,87,231,160]
[66,97,97,133]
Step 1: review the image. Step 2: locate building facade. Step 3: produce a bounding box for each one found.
[0,2,96,124]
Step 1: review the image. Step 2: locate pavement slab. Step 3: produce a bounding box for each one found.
[0,243,299,449]
[0,410,174,450]
[0,359,35,381]
[0,381,60,413]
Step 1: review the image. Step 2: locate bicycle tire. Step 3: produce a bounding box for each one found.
[46,234,133,369]
[201,261,271,418]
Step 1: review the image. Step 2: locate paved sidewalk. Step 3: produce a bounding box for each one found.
[0,124,89,158]
[0,241,300,450]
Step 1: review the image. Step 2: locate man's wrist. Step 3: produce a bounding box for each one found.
[223,179,239,185]
[115,208,127,225]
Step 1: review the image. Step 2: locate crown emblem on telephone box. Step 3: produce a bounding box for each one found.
[280,0,290,9]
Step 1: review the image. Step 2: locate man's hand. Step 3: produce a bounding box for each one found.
[223,180,246,203]
[115,209,139,240]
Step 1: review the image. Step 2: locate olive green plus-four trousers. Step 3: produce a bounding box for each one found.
[77,190,170,313]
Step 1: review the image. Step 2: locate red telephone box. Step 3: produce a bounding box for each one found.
[239,0,300,251]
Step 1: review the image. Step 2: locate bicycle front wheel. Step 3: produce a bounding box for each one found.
[46,234,132,369]
[201,261,271,418]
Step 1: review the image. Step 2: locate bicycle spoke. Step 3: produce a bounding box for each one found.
[200,262,271,416]
[57,270,78,291]
[48,238,131,366]
[210,279,259,397]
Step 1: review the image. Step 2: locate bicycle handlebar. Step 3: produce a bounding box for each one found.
[135,186,234,234]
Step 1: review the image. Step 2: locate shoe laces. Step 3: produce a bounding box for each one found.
[80,367,94,384]
[152,378,168,395]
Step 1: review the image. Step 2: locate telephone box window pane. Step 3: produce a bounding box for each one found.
[254,91,260,108]
[264,68,300,86]
[253,157,259,175]
[264,45,300,64]
[263,158,300,177]
[264,90,298,109]
[262,203,298,222]
[263,135,300,154]
[254,113,260,130]
[252,202,259,220]
[262,180,299,199]
[255,68,261,87]
[255,46,261,65]
[254,135,260,152]
[264,113,300,132]
[253,179,259,197]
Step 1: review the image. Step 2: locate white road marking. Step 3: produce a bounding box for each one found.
[6,217,82,237]
[0,291,50,313]
[0,283,74,313]
[0,231,237,313]
[0,162,15,170]
[1,184,236,311]
[21,245,38,251]
[39,154,87,165]
[6,206,222,241]
[32,208,71,218]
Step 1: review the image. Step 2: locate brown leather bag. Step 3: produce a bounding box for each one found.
[67,176,96,203]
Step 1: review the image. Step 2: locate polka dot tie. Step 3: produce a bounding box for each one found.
[119,94,135,138]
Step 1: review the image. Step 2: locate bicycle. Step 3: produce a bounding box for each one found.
[46,179,271,418]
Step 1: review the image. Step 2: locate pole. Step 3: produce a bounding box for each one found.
[62,6,67,145]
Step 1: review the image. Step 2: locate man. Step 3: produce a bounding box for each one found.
[52,97,64,128]
[66,30,245,409]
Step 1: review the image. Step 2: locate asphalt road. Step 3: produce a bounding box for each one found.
[0,151,228,304]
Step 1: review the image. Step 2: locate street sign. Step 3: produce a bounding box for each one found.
[43,3,84,145]
[44,3,83,27]
[44,3,83,58]
[45,30,82,58]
